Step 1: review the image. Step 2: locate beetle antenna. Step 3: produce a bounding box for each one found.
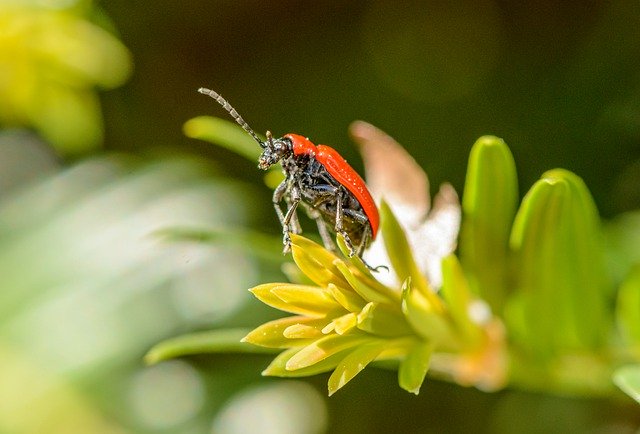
[198,87,265,148]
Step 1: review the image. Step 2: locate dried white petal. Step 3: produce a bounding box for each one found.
[350,121,461,289]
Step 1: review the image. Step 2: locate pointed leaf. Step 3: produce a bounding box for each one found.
[271,284,344,315]
[336,232,378,279]
[281,262,316,286]
[460,136,518,312]
[380,201,440,308]
[290,234,351,288]
[145,328,275,364]
[286,334,371,371]
[321,313,358,335]
[283,322,326,340]
[440,255,483,345]
[243,316,324,348]
[357,302,413,337]
[327,283,366,312]
[613,365,640,404]
[334,259,395,303]
[398,342,434,394]
[262,347,350,378]
[250,283,341,317]
[328,342,387,396]
[333,313,358,335]
[401,278,454,347]
[509,169,611,354]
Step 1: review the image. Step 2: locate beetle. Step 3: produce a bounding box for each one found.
[198,87,379,260]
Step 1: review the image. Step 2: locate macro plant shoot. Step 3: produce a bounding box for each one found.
[147,89,640,402]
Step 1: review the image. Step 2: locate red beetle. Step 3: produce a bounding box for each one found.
[198,88,379,259]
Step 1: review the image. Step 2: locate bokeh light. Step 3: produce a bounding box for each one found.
[212,381,328,434]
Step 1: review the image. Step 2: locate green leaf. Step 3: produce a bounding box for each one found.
[328,342,387,396]
[440,255,483,345]
[460,136,518,312]
[290,234,351,289]
[153,226,285,263]
[509,169,611,354]
[336,233,377,278]
[379,201,433,299]
[356,302,413,337]
[183,116,262,161]
[145,328,274,364]
[604,211,640,283]
[398,342,434,394]
[334,259,396,304]
[401,278,453,347]
[613,365,640,404]
[616,265,640,347]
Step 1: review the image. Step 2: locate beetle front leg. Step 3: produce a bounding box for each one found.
[272,178,288,227]
[355,223,371,257]
[312,212,338,252]
[281,185,301,254]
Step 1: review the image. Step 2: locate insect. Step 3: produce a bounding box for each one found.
[198,87,379,261]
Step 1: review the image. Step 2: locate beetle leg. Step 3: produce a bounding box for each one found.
[272,177,289,227]
[314,214,338,252]
[289,207,302,234]
[355,224,371,257]
[335,188,356,257]
[281,185,301,253]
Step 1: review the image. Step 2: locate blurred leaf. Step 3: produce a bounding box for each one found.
[398,342,433,395]
[154,226,285,263]
[460,135,518,312]
[0,6,131,154]
[604,211,640,283]
[440,255,483,345]
[613,365,640,404]
[616,265,640,348]
[184,116,262,161]
[264,169,285,189]
[0,345,128,434]
[509,169,611,355]
[145,328,274,365]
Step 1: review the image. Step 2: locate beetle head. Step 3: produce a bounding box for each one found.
[258,131,291,170]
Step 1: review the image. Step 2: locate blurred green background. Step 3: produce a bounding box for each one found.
[1,0,640,433]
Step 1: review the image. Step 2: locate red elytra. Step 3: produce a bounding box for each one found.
[285,133,379,239]
[197,87,379,261]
